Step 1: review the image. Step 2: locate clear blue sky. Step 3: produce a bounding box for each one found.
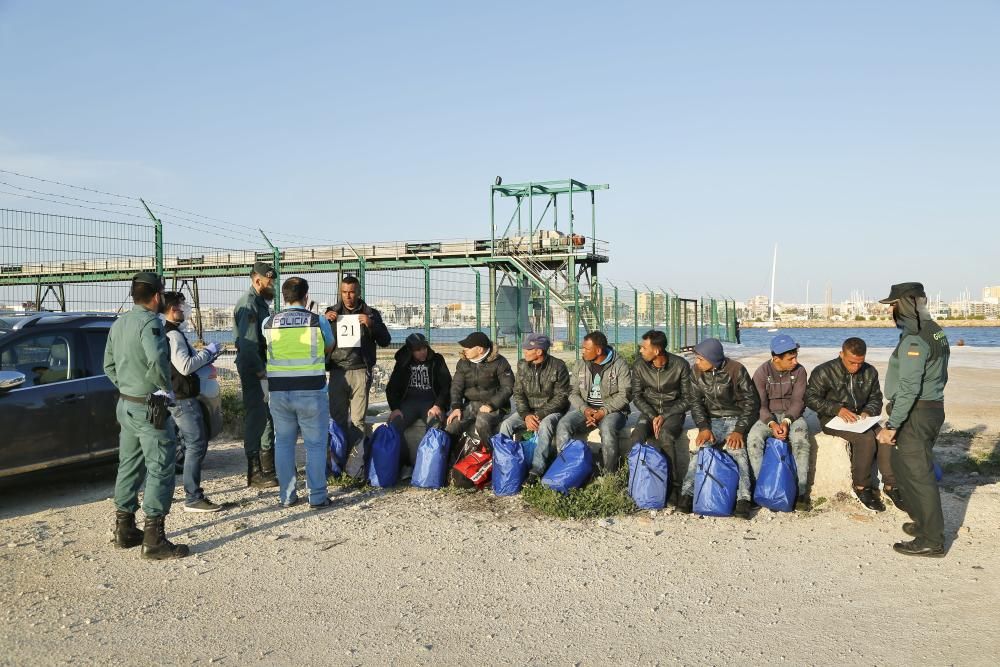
[1,1,997,303]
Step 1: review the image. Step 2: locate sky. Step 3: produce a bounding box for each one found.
[0,1,997,303]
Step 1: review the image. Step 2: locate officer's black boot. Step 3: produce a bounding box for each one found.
[247,455,279,489]
[140,515,190,560]
[113,510,144,549]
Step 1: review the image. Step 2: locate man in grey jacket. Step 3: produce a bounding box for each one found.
[500,333,571,478]
[163,292,222,513]
[555,331,632,473]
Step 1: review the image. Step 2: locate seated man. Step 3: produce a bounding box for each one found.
[747,334,812,511]
[500,333,571,479]
[678,338,759,519]
[386,333,452,465]
[446,332,514,454]
[629,329,692,504]
[806,337,898,512]
[555,331,632,473]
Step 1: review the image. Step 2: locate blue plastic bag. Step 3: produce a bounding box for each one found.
[492,434,528,496]
[328,419,348,476]
[520,432,538,472]
[411,426,450,489]
[933,459,943,482]
[753,437,798,512]
[541,439,593,494]
[367,425,401,488]
[627,443,670,510]
[693,446,739,517]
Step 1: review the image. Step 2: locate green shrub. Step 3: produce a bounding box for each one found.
[616,343,638,365]
[221,385,245,437]
[522,466,637,519]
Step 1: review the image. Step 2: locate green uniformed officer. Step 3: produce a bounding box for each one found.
[105,272,189,560]
[233,262,279,488]
[877,282,950,558]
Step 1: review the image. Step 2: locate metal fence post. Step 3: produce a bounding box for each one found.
[633,289,639,349]
[424,265,431,341]
[475,269,482,331]
[613,284,620,346]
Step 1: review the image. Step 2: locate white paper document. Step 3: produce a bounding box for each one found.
[336,314,362,349]
[824,414,881,433]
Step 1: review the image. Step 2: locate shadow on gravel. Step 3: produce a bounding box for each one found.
[187,487,377,555]
[0,459,119,520]
[936,425,1000,548]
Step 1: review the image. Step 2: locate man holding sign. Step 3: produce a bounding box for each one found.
[324,275,391,478]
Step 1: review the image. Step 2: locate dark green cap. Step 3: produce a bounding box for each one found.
[879,282,926,304]
[131,272,164,292]
[252,262,276,279]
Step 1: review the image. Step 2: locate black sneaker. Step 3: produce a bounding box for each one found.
[183,498,223,513]
[280,496,299,508]
[902,522,919,537]
[884,486,906,512]
[855,488,886,513]
[734,499,752,520]
[677,494,694,514]
[892,539,945,558]
[794,494,812,512]
[309,497,333,510]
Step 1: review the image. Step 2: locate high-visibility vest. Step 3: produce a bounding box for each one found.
[263,308,325,391]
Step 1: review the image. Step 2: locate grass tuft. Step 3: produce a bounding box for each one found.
[522,466,637,519]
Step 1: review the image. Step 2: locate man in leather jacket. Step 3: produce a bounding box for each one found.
[678,338,758,519]
[806,337,898,513]
[499,333,571,478]
[629,330,692,503]
[446,331,514,453]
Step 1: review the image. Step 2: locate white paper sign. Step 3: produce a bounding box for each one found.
[337,314,362,349]
[824,414,882,434]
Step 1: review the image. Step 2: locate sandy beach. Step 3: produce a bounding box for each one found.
[1,347,998,665]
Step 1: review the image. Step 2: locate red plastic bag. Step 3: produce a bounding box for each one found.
[451,442,493,489]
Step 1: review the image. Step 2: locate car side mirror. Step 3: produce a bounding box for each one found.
[0,370,26,393]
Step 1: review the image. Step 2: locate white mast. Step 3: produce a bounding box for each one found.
[769,244,777,321]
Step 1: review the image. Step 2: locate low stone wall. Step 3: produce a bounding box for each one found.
[369,407,862,500]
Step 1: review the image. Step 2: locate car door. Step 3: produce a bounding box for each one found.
[79,326,120,456]
[0,330,92,476]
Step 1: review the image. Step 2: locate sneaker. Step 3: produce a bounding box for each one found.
[734,499,752,520]
[183,498,223,513]
[794,494,812,512]
[280,496,299,508]
[884,486,907,512]
[526,471,541,485]
[855,488,886,513]
[309,497,333,510]
[892,539,945,558]
[902,522,919,537]
[677,494,694,514]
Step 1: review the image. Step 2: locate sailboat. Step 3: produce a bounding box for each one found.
[759,244,779,331]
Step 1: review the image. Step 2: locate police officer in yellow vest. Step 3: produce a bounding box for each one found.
[263,277,336,509]
[104,272,189,560]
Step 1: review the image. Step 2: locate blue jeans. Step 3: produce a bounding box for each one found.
[270,390,330,506]
[500,411,562,476]
[169,398,209,505]
[555,408,627,472]
[681,416,753,502]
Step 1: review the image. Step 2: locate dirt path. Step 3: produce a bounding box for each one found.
[2,348,999,665]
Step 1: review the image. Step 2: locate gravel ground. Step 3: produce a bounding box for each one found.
[2,349,999,666]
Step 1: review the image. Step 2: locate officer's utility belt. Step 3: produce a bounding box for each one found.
[887,399,943,415]
[120,393,170,429]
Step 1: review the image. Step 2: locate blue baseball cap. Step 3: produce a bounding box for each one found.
[523,333,551,351]
[770,334,799,355]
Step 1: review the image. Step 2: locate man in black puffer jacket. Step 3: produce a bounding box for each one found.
[677,338,759,519]
[630,330,692,502]
[446,331,514,452]
[386,333,452,464]
[806,336,897,513]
